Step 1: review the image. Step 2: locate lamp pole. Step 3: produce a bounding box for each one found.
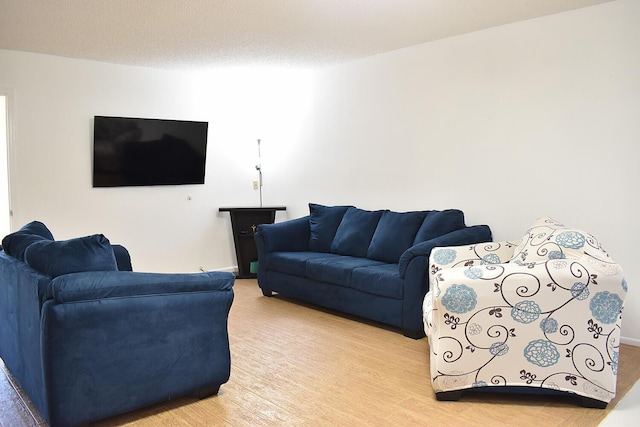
[255,139,263,207]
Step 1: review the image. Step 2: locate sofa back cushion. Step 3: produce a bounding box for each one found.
[367,211,427,263]
[330,207,384,257]
[24,234,118,278]
[112,244,133,271]
[308,203,351,252]
[1,221,54,261]
[413,209,465,245]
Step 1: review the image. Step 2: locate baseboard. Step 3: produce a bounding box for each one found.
[621,336,640,347]
[199,266,237,274]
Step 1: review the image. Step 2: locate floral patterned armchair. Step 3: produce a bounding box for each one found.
[423,217,627,408]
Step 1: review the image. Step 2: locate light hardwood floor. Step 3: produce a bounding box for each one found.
[1,278,639,426]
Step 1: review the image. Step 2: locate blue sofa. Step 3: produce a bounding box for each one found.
[255,204,492,338]
[0,221,235,427]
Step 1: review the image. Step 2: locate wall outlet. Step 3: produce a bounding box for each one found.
[253,180,259,190]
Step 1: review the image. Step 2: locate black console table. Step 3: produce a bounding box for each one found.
[219,207,286,278]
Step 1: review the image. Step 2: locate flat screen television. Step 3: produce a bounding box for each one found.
[93,116,208,187]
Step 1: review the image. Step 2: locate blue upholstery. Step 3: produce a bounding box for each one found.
[24,234,118,277]
[49,270,233,302]
[413,209,465,245]
[266,251,341,277]
[0,223,235,426]
[367,210,427,263]
[259,216,310,253]
[330,207,384,257]
[112,244,133,271]
[351,264,404,299]
[256,204,492,338]
[1,221,54,261]
[308,203,351,252]
[306,256,385,287]
[399,226,493,277]
[5,220,54,240]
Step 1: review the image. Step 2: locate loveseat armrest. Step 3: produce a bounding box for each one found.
[49,271,234,303]
[399,225,492,278]
[41,270,234,426]
[255,216,310,253]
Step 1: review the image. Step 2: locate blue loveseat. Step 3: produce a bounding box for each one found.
[255,204,492,338]
[0,221,235,427]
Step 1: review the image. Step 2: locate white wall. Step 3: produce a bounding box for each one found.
[0,0,638,342]
[0,94,10,237]
[0,52,311,273]
[270,0,640,343]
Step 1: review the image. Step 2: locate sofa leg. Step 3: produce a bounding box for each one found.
[403,329,426,339]
[261,288,273,297]
[436,390,463,401]
[195,385,220,399]
[579,396,607,409]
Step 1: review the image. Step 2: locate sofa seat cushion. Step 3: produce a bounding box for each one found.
[265,251,337,277]
[330,207,384,257]
[351,264,403,299]
[306,256,385,287]
[24,234,118,278]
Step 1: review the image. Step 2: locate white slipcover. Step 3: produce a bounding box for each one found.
[424,217,626,407]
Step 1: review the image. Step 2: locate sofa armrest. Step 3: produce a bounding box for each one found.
[49,271,235,303]
[255,216,310,253]
[398,225,492,278]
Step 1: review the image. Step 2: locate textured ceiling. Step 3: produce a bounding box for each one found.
[0,0,614,70]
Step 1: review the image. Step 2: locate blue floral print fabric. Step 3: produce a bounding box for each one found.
[424,219,626,406]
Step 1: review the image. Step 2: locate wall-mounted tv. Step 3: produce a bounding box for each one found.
[93,116,208,187]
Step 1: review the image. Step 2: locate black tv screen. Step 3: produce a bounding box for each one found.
[93,116,208,187]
